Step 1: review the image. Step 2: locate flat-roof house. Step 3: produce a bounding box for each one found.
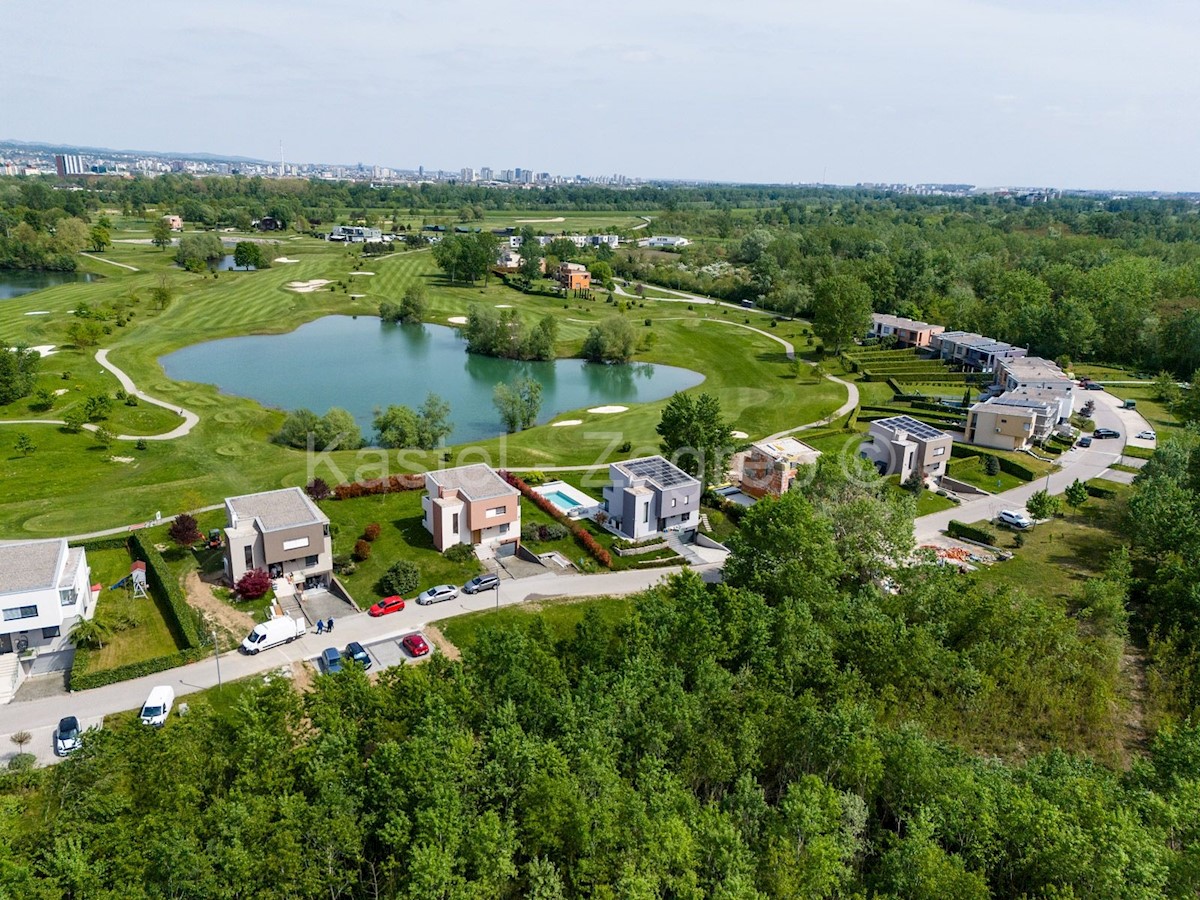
[557,262,591,292]
[422,465,520,557]
[860,415,952,482]
[636,236,691,248]
[0,538,94,703]
[602,456,701,540]
[740,437,822,498]
[994,357,1075,414]
[964,395,1057,451]
[329,225,382,243]
[224,488,332,588]
[932,331,1027,372]
[869,313,946,349]
[163,214,183,232]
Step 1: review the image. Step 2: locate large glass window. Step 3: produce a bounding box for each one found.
[2,605,38,621]
[59,588,77,606]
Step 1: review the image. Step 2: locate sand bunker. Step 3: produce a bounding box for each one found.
[588,405,628,414]
[274,256,299,263]
[24,311,50,316]
[515,217,565,223]
[349,271,375,276]
[447,316,469,325]
[10,344,56,357]
[731,430,748,439]
[286,279,333,293]
[495,304,513,308]
[349,293,366,298]
[551,419,583,427]
[53,388,68,396]
[111,456,135,464]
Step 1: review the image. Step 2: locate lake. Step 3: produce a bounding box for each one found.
[160,315,704,444]
[0,270,99,300]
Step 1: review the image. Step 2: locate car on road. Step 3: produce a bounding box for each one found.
[463,573,500,594]
[401,633,430,657]
[1136,430,1156,441]
[139,686,174,727]
[998,509,1034,529]
[55,716,81,756]
[1084,382,1105,391]
[1093,428,1121,439]
[321,647,343,674]
[368,595,405,617]
[416,584,458,605]
[1076,436,1093,448]
[345,641,372,670]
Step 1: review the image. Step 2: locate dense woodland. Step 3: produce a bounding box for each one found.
[2,458,1197,898]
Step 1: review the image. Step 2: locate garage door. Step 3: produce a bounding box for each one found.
[497,540,517,558]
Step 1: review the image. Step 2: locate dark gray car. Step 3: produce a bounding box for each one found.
[463,573,500,594]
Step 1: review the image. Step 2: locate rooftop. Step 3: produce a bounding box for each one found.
[999,356,1071,381]
[937,331,1026,354]
[612,455,699,490]
[970,396,1053,415]
[871,313,945,333]
[871,415,952,442]
[226,487,328,532]
[427,464,517,502]
[750,437,822,464]
[0,538,66,596]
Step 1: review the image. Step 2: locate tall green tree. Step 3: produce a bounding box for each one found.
[656,391,731,487]
[812,274,873,354]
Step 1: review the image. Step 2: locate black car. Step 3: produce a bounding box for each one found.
[1076,436,1093,448]
[1093,428,1121,439]
[463,573,500,594]
[345,641,372,670]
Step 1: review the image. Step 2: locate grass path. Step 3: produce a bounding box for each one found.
[79,253,139,272]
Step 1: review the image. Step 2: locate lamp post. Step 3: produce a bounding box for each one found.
[212,626,222,691]
[494,579,500,611]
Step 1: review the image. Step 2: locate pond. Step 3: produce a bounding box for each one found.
[209,254,255,272]
[160,315,704,444]
[0,270,99,300]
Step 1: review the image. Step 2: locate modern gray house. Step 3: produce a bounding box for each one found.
[601,456,701,540]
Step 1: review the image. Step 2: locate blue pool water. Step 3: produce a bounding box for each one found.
[543,490,584,512]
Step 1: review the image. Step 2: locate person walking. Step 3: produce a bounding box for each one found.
[326,617,334,633]
[315,619,324,635]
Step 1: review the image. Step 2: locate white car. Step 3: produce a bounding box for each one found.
[1135,430,1156,441]
[416,584,459,605]
[998,509,1033,529]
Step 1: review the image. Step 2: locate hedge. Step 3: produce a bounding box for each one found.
[333,473,424,500]
[997,456,1037,482]
[502,472,612,568]
[948,520,998,544]
[1085,479,1124,499]
[69,646,211,692]
[72,535,134,553]
[127,532,205,649]
[1123,445,1155,460]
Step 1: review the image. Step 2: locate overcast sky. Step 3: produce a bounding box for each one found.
[3,1,1198,190]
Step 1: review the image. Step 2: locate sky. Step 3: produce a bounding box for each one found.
[3,0,1199,190]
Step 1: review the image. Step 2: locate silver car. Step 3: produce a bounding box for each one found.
[416,584,459,605]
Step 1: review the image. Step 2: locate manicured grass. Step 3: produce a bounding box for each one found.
[1104,385,1182,433]
[700,504,738,543]
[77,546,184,673]
[319,491,482,603]
[946,456,1024,493]
[916,489,960,515]
[439,593,634,653]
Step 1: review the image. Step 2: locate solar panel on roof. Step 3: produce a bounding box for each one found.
[878,415,945,441]
[624,456,693,487]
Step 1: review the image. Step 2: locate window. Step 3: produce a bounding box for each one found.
[684,495,689,505]
[671,498,677,508]
[42,626,60,639]
[933,447,946,456]
[282,536,310,551]
[452,513,459,532]
[59,588,77,606]
[305,555,319,567]
[2,606,38,622]
[487,505,507,517]
[243,546,253,568]
[643,505,649,524]
[499,523,509,534]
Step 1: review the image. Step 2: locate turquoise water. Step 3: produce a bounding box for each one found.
[160,315,703,445]
[543,490,584,512]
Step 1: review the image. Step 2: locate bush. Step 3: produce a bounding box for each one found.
[332,553,357,576]
[380,560,420,596]
[306,478,332,501]
[983,454,1000,476]
[443,543,476,563]
[947,520,998,545]
[168,513,202,547]
[1085,480,1119,500]
[363,522,381,542]
[353,539,372,561]
[235,568,272,600]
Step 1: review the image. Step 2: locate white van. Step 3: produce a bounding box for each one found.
[140,686,174,727]
[241,616,306,655]
[998,509,1033,529]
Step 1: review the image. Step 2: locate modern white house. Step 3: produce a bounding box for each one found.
[602,456,701,540]
[329,225,382,242]
[224,488,333,589]
[860,415,953,482]
[931,331,1027,373]
[0,539,95,703]
[509,234,619,250]
[422,465,521,557]
[636,235,691,248]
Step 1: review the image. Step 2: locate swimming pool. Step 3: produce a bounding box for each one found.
[542,490,583,512]
[533,481,600,515]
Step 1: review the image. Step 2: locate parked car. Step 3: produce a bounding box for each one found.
[463,573,500,594]
[401,633,430,657]
[368,595,405,617]
[345,641,372,670]
[1093,428,1121,439]
[1136,430,1156,441]
[1085,383,1105,391]
[241,616,306,654]
[55,716,81,756]
[1076,436,1093,448]
[998,509,1034,529]
[1122,399,1137,409]
[321,647,343,674]
[416,584,459,605]
[139,686,175,727]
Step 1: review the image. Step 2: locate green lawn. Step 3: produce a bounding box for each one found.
[439,593,634,653]
[76,545,184,673]
[946,456,1025,493]
[320,491,482,603]
[1104,384,1183,433]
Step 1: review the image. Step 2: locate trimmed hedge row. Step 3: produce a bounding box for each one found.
[128,532,206,649]
[948,520,998,544]
[333,473,424,499]
[948,443,1037,481]
[73,535,135,553]
[70,646,210,692]
[502,472,612,568]
[1123,445,1156,460]
[1085,478,1125,499]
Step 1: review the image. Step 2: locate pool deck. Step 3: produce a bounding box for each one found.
[532,480,601,514]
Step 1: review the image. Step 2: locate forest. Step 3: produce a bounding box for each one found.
[2,457,1197,899]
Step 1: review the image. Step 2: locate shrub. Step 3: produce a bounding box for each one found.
[947,520,998,545]
[69,646,209,691]
[332,553,357,576]
[363,522,381,542]
[306,477,332,501]
[1085,480,1119,500]
[167,513,202,547]
[135,439,147,451]
[983,454,1000,476]
[380,560,420,596]
[444,543,476,563]
[353,539,372,561]
[619,441,632,453]
[235,568,272,600]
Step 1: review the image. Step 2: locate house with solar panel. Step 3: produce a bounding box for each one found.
[601,456,702,541]
[859,415,953,483]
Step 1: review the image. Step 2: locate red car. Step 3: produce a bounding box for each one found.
[401,632,430,657]
[368,595,405,617]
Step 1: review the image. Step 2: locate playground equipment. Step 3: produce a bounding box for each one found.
[130,561,148,599]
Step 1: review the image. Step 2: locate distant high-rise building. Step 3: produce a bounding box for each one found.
[54,154,84,177]
[418,165,424,178]
[514,167,524,182]
[460,167,474,183]
[479,167,493,181]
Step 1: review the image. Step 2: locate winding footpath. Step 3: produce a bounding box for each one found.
[0,350,198,442]
[79,253,139,272]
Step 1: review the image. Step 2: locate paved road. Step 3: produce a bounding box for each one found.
[0,564,710,762]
